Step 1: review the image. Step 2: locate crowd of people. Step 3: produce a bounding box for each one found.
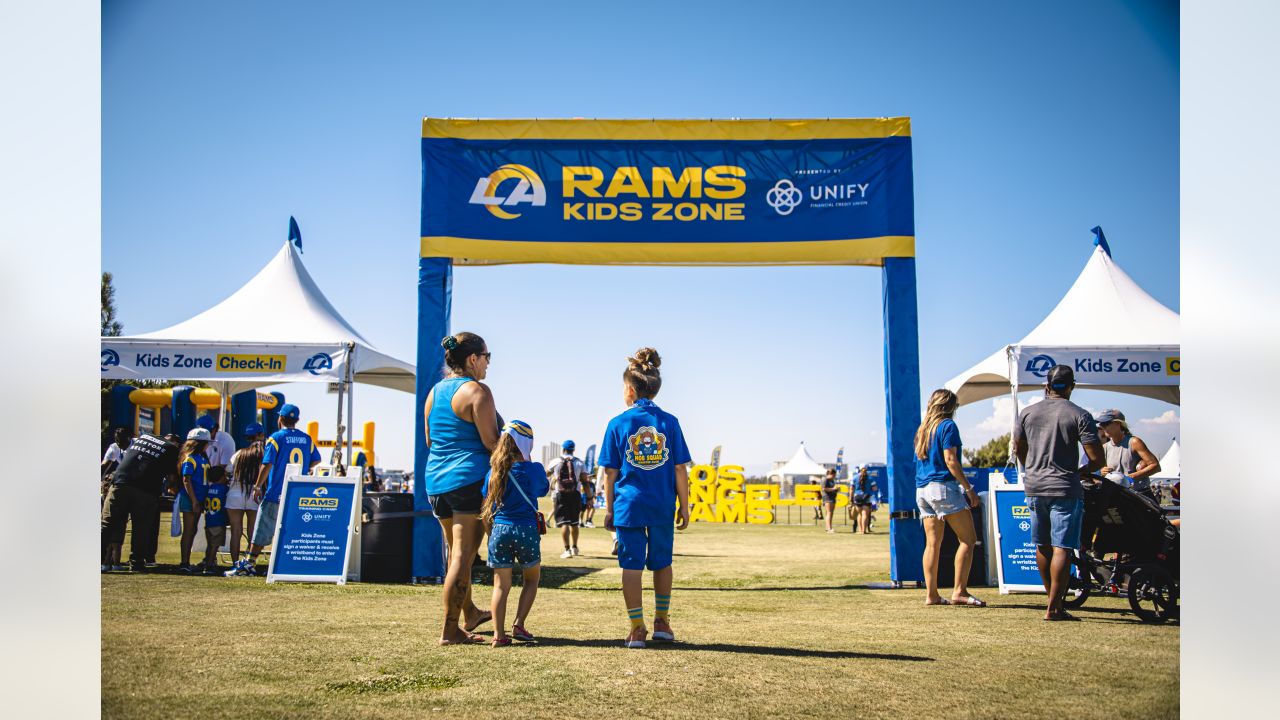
[101,340,1174,639]
[100,404,324,575]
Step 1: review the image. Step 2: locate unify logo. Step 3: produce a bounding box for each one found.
[468,163,546,219]
[101,349,120,372]
[766,179,803,216]
[1024,354,1056,378]
[303,353,333,376]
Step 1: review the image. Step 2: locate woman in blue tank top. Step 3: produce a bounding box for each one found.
[424,331,500,645]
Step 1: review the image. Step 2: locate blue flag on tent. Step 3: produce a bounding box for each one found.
[1091,226,1111,257]
[289,216,303,253]
[835,447,844,475]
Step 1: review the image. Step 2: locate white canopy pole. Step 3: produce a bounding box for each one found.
[346,343,355,475]
[1007,345,1020,474]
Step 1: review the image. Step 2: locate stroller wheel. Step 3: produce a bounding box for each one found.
[1127,566,1178,623]
[1063,552,1093,609]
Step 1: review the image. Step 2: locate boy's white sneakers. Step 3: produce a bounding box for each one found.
[559,549,573,559]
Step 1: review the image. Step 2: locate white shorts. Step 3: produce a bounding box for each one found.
[225,483,261,511]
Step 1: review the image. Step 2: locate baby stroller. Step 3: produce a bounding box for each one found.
[1064,477,1180,622]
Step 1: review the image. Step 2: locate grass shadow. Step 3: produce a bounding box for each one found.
[678,584,864,592]
[534,636,933,662]
[470,565,605,589]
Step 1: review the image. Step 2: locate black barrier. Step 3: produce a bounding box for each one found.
[361,493,414,583]
[936,500,988,588]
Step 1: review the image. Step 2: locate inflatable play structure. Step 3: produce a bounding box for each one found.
[105,385,286,449]
[306,420,377,467]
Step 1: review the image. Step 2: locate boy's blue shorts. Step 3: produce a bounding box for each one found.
[616,524,674,572]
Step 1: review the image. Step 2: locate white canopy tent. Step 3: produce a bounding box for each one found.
[102,240,415,463]
[945,238,1180,407]
[1152,438,1180,480]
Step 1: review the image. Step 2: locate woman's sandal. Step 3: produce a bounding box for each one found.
[924,598,951,606]
[491,636,512,648]
[953,595,987,607]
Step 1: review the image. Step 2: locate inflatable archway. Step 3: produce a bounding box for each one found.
[416,118,923,583]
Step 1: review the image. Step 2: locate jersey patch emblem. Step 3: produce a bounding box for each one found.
[625,426,669,471]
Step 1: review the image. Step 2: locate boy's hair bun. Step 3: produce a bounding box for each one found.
[624,347,662,399]
[628,347,661,372]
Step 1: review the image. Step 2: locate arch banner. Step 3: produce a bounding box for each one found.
[420,118,914,266]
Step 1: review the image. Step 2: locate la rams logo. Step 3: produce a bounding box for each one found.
[468,163,546,219]
[625,426,669,471]
[303,352,332,376]
[1024,354,1056,379]
[101,348,120,372]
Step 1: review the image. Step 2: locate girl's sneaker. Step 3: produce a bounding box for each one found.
[512,624,535,642]
[492,636,512,648]
[624,626,647,649]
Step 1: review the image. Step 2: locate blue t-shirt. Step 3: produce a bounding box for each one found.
[598,398,692,528]
[179,453,208,502]
[482,461,548,527]
[262,428,321,503]
[203,482,229,528]
[915,418,962,487]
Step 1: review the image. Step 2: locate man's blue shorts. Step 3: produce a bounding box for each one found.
[488,522,541,570]
[616,524,674,572]
[1027,496,1084,549]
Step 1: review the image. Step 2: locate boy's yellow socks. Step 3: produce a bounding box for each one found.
[627,606,644,630]
[655,593,671,621]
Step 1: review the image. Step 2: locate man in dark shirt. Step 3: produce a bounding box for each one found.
[1013,365,1104,621]
[101,433,180,572]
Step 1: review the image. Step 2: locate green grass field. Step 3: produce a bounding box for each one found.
[102,511,1178,719]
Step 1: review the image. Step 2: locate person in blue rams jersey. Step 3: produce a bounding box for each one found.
[599,348,691,649]
[424,332,500,645]
[201,468,229,575]
[480,420,549,647]
[225,403,321,577]
[177,428,211,573]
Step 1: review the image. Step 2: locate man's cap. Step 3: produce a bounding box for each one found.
[1094,409,1126,425]
[562,440,575,451]
[187,428,211,442]
[1046,364,1075,389]
[279,404,300,420]
[195,415,216,430]
[244,422,265,436]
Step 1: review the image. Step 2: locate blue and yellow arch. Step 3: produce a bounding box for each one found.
[416,118,924,581]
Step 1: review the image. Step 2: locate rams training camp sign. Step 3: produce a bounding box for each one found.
[420,118,914,266]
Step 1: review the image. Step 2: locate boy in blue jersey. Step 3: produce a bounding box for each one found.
[599,348,691,649]
[201,471,229,575]
[225,404,321,577]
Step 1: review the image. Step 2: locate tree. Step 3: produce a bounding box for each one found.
[963,433,1010,468]
[101,272,123,336]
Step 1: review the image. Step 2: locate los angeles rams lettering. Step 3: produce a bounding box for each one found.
[625,426,670,470]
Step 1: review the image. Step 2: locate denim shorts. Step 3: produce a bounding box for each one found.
[916,481,967,518]
[1027,496,1084,549]
[487,522,541,570]
[616,524,674,572]
[252,500,280,546]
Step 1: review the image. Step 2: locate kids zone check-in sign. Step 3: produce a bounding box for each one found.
[416,118,924,583]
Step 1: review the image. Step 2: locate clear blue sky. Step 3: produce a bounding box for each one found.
[102,0,1179,475]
